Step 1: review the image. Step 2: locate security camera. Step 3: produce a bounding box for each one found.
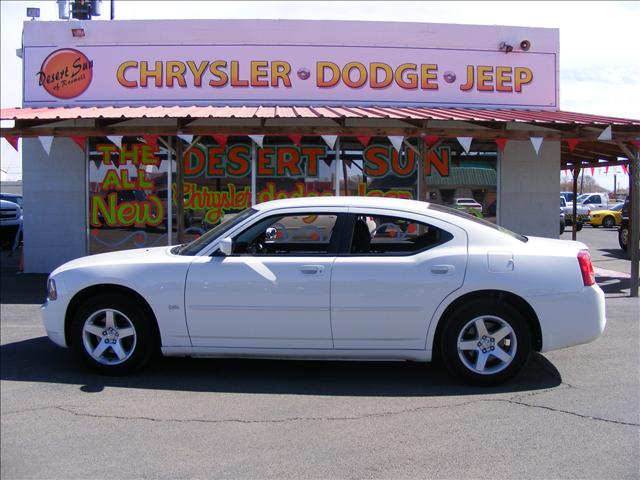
[499,42,514,53]
[520,40,531,51]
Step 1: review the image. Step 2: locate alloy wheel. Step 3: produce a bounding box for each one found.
[456,315,517,375]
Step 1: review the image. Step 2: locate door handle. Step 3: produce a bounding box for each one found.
[431,265,455,275]
[300,265,324,275]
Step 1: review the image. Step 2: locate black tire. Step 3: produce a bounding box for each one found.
[576,222,583,232]
[602,216,615,228]
[439,299,531,386]
[618,226,629,251]
[559,222,565,235]
[70,293,157,375]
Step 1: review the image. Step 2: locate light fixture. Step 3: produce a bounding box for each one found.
[520,40,531,51]
[499,42,513,54]
[71,27,85,38]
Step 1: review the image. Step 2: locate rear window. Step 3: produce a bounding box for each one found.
[429,204,528,242]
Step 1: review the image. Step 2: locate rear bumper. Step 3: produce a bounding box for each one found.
[526,284,606,353]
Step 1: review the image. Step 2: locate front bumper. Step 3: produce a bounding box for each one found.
[40,297,68,348]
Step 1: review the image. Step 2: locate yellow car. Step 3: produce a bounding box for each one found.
[589,203,623,228]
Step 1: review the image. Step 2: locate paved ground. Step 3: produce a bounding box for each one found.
[1,229,639,479]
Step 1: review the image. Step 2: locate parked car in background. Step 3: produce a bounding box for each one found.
[560,196,583,231]
[589,203,623,228]
[452,198,483,214]
[618,196,630,252]
[0,199,22,250]
[573,192,610,211]
[0,193,23,209]
[560,191,574,204]
[41,197,606,386]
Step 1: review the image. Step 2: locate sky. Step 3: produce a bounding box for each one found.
[1,0,639,190]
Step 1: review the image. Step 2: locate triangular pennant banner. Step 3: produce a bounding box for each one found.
[590,167,595,177]
[289,134,303,146]
[211,134,228,148]
[597,125,612,141]
[39,136,54,155]
[622,164,628,175]
[106,135,123,149]
[249,135,264,148]
[71,136,86,151]
[457,137,473,154]
[605,166,609,174]
[530,137,544,155]
[424,135,440,148]
[321,135,337,149]
[177,134,194,145]
[3,135,19,151]
[356,136,371,147]
[388,136,404,152]
[494,137,508,153]
[566,138,580,152]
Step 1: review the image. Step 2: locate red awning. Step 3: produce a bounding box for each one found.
[2,105,639,125]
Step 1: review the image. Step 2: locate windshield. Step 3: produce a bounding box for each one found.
[576,194,590,202]
[174,208,257,256]
[429,204,528,242]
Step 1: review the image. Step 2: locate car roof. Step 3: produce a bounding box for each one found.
[252,196,432,214]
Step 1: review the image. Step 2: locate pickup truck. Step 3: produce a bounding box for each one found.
[0,199,22,251]
[564,192,610,225]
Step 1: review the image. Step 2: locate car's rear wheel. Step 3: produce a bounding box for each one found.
[440,300,531,385]
[602,216,615,228]
[71,294,157,374]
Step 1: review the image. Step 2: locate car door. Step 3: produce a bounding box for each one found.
[331,209,467,350]
[184,208,345,349]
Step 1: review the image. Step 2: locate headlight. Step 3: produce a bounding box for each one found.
[47,278,57,301]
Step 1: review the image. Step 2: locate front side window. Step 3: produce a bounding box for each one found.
[233,213,338,255]
[350,214,452,255]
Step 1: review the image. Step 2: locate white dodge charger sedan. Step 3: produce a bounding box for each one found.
[41,197,606,385]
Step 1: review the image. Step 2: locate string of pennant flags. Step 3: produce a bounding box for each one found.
[2,126,639,162]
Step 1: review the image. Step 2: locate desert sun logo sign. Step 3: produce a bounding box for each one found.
[37,48,93,99]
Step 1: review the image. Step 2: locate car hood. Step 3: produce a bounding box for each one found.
[51,246,175,276]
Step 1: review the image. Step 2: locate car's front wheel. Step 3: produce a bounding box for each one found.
[440,300,531,385]
[70,294,157,374]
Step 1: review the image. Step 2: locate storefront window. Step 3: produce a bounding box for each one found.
[88,137,170,254]
[179,137,252,241]
[255,137,335,204]
[341,140,418,199]
[425,140,498,222]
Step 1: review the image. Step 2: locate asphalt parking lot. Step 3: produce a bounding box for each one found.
[1,227,639,479]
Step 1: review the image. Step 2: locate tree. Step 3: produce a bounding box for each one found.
[560,175,608,193]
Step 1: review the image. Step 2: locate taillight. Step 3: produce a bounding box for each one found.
[577,250,595,286]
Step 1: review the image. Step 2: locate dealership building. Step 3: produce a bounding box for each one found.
[1,19,638,280]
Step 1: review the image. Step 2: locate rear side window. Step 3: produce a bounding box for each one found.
[349,214,452,255]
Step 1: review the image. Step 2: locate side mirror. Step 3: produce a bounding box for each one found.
[219,237,233,256]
